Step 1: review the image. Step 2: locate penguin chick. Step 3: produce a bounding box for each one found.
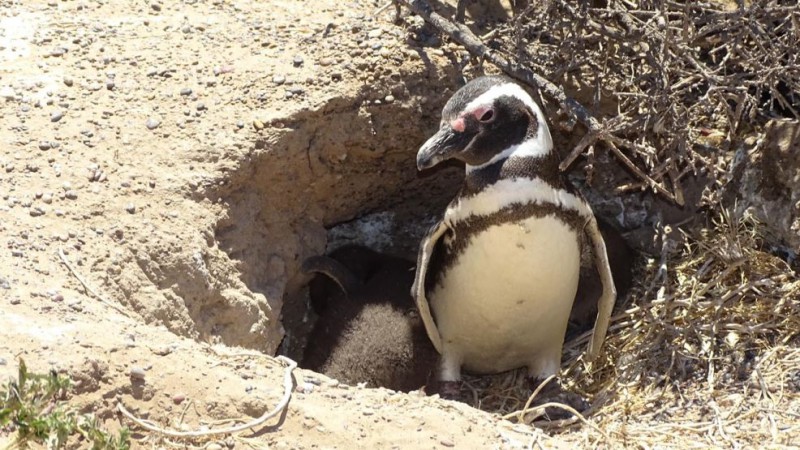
[301,247,438,392]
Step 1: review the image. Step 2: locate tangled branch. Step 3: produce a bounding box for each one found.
[396,0,800,206]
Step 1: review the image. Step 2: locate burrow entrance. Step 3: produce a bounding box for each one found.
[205,73,708,396]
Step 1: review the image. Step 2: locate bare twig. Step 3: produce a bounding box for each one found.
[117,356,297,438]
[58,247,133,318]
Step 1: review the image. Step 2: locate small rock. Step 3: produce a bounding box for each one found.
[0,357,6,365]
[385,95,395,103]
[125,203,136,214]
[50,47,67,57]
[38,141,51,150]
[253,120,264,130]
[196,102,206,111]
[440,439,455,447]
[272,74,285,85]
[29,207,45,217]
[236,120,244,129]
[180,87,192,96]
[172,393,186,404]
[145,118,160,130]
[368,29,383,38]
[318,57,334,66]
[150,2,161,11]
[50,110,64,122]
[129,367,146,380]
[105,80,115,90]
[152,346,172,356]
[51,293,64,302]
[293,55,304,67]
[64,190,77,200]
[0,276,10,289]
[0,86,16,100]
[63,77,74,87]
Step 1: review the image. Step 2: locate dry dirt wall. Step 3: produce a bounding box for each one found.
[1,0,464,355]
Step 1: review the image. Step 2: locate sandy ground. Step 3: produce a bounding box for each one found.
[0,0,574,448]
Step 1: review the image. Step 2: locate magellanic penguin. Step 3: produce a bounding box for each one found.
[412,76,617,395]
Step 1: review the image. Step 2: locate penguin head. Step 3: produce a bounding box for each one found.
[416,76,553,171]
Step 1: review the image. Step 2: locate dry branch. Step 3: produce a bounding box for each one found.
[396,0,800,207]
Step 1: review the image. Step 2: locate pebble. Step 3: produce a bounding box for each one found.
[50,47,67,57]
[145,118,160,130]
[385,95,395,103]
[180,87,192,96]
[38,141,51,150]
[105,80,115,90]
[42,193,53,204]
[172,393,186,404]
[64,190,77,200]
[150,2,162,11]
[293,55,304,67]
[29,207,45,217]
[63,76,73,87]
[11,250,23,257]
[0,276,9,289]
[0,358,6,366]
[318,57,334,66]
[125,203,136,214]
[440,439,455,447]
[253,120,264,130]
[129,367,146,380]
[367,29,383,38]
[196,102,206,111]
[50,110,64,122]
[272,74,285,85]
[0,86,16,100]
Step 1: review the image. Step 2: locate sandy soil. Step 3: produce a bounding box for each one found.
[0,0,575,448]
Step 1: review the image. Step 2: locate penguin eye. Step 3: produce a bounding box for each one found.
[478,109,494,123]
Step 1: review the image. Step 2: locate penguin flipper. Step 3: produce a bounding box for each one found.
[585,215,618,361]
[412,220,447,354]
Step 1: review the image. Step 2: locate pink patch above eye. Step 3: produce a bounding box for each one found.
[450,118,465,132]
[471,105,492,121]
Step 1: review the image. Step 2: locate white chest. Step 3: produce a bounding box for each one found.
[430,214,581,375]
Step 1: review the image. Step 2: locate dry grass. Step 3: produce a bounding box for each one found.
[466,210,800,447]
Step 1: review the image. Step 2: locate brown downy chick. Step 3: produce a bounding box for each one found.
[301,246,438,393]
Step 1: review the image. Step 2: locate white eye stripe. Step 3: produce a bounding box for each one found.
[462,82,554,171]
[464,83,541,118]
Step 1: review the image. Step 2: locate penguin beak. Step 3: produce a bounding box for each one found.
[416,126,473,170]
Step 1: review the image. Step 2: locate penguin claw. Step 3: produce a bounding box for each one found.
[427,380,462,400]
[526,377,590,421]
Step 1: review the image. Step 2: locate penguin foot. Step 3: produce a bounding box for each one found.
[427,380,462,400]
[526,377,590,421]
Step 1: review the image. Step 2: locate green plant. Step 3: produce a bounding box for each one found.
[0,359,129,449]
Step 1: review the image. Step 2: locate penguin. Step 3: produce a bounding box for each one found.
[412,76,617,399]
[301,246,438,392]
